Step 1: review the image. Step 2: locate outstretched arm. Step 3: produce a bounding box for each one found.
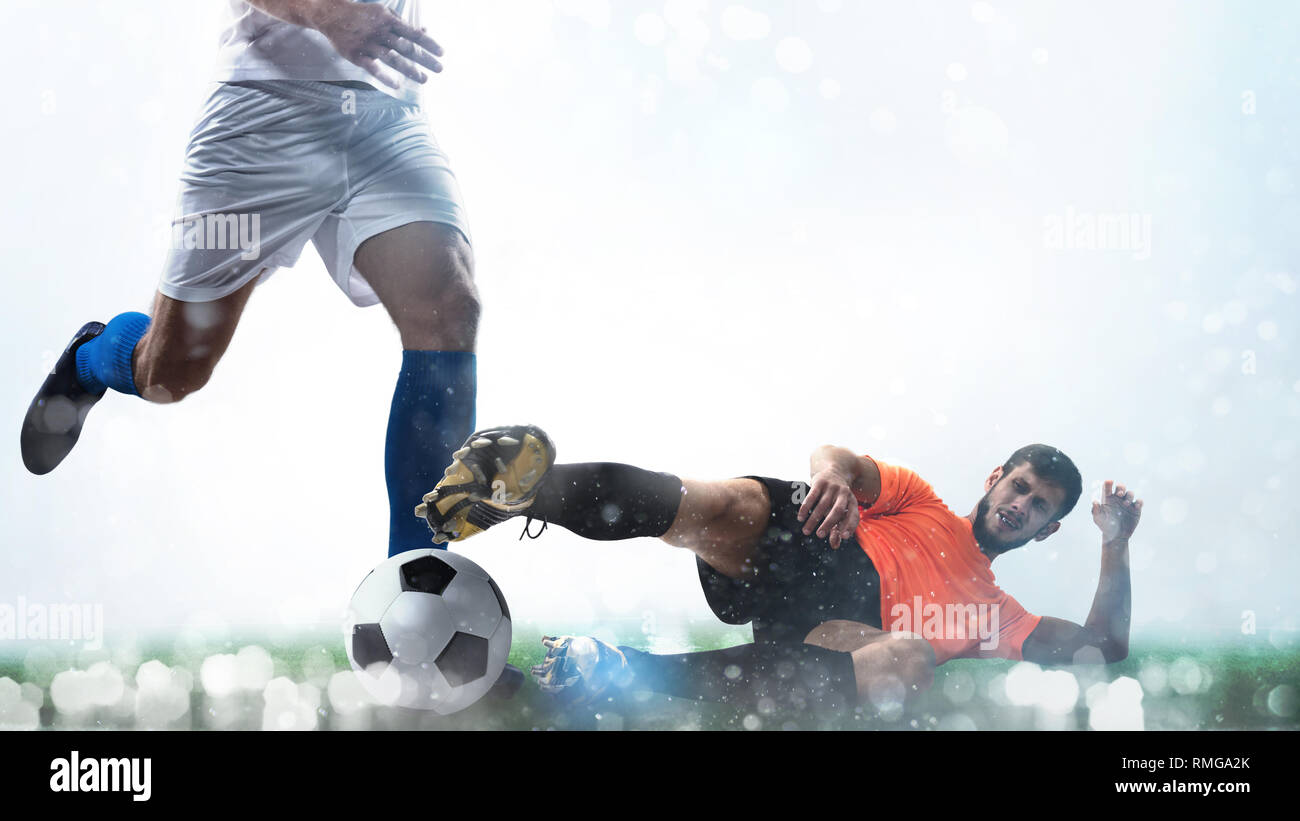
[1021,481,1142,664]
[245,0,444,89]
[798,446,881,548]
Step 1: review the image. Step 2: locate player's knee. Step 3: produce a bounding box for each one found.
[713,481,768,527]
[135,347,219,404]
[418,284,479,349]
[892,635,937,691]
[397,248,480,348]
[679,485,757,542]
[850,632,937,704]
[440,274,481,330]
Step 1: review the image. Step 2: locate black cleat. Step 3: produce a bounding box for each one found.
[21,322,106,475]
[415,424,556,544]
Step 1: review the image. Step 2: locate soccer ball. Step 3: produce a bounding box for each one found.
[344,549,512,714]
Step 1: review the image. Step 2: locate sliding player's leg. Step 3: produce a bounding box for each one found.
[21,278,258,474]
[416,425,772,570]
[525,468,770,574]
[529,474,934,715]
[355,221,480,557]
[424,452,772,577]
[618,625,935,710]
[533,620,936,717]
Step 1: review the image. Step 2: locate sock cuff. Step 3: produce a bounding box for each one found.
[76,311,150,396]
[399,350,476,391]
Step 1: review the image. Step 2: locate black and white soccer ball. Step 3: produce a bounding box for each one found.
[344,549,512,714]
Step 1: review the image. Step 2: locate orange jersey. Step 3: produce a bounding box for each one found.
[852,457,1041,664]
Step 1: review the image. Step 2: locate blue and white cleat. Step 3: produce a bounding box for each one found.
[529,635,634,706]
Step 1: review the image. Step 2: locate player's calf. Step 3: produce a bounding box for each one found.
[21,283,255,474]
[132,340,221,404]
[131,289,252,404]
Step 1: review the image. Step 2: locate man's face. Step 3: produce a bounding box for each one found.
[972,462,1067,555]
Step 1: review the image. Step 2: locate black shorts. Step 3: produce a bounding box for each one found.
[696,476,883,645]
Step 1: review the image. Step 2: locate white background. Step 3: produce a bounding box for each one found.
[1,1,1296,651]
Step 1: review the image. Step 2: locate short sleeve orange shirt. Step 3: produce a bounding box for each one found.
[852,457,1042,665]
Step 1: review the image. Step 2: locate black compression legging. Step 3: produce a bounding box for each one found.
[530,462,685,540]
[619,642,859,713]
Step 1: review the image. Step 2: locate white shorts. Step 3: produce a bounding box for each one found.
[160,79,471,307]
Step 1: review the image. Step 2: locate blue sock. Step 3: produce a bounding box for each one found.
[386,350,477,556]
[75,311,151,395]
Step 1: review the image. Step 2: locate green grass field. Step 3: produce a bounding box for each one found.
[1,625,1296,731]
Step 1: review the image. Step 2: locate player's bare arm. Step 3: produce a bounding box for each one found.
[247,0,444,87]
[799,445,881,548]
[1021,480,1141,664]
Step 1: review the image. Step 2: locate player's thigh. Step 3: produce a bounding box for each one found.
[354,221,478,350]
[134,276,259,402]
[663,477,770,576]
[163,83,347,305]
[803,620,893,652]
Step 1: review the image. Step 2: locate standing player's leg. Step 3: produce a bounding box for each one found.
[21,278,259,474]
[353,221,480,557]
[24,80,355,476]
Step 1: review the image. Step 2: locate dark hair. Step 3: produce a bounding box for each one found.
[1001,444,1082,521]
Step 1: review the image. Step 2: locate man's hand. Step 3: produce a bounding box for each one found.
[797,466,861,549]
[307,0,445,89]
[1024,479,1139,665]
[1092,479,1142,544]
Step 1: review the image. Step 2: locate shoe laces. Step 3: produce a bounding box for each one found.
[518,515,548,541]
